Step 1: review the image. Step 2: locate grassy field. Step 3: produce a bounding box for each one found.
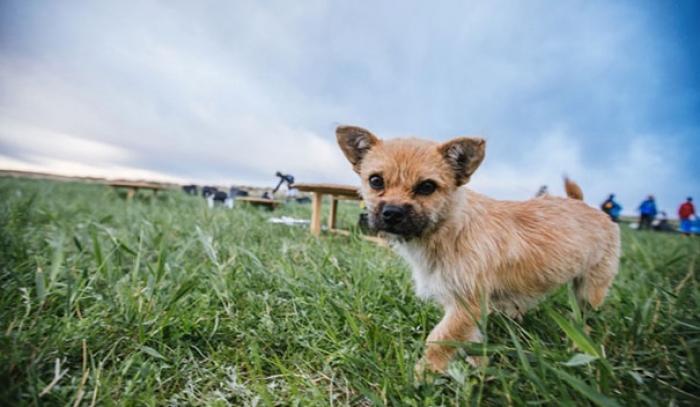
[1,177,698,406]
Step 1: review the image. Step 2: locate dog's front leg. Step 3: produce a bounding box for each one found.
[416,304,482,376]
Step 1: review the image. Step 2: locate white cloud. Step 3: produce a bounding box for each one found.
[0,154,187,184]
[0,0,696,211]
[0,118,130,164]
[471,129,691,215]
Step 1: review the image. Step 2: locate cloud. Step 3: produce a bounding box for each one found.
[471,127,695,214]
[0,118,131,164]
[0,0,697,212]
[0,153,188,184]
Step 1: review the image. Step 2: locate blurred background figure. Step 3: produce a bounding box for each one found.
[182,184,198,195]
[273,172,295,194]
[638,195,657,230]
[678,197,695,236]
[535,185,548,197]
[652,211,674,232]
[601,194,622,222]
[202,186,218,198]
[229,187,249,198]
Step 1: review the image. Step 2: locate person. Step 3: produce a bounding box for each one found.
[535,185,548,197]
[678,197,695,236]
[600,194,622,222]
[637,195,657,230]
[273,172,295,194]
[653,211,674,232]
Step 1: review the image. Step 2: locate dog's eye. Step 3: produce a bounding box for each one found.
[369,175,384,190]
[415,180,437,196]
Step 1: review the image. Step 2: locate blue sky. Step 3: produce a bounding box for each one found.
[0,1,698,214]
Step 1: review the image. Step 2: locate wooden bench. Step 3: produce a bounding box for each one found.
[294,183,384,245]
[108,181,166,199]
[235,197,282,210]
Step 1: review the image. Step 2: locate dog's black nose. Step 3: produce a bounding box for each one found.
[382,205,406,225]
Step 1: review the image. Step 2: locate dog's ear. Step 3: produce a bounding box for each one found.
[336,126,380,173]
[438,137,486,185]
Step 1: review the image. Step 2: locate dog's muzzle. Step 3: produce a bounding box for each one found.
[370,203,429,238]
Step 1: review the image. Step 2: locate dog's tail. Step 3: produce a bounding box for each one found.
[563,175,584,200]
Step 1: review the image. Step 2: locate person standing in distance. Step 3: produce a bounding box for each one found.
[678,197,695,236]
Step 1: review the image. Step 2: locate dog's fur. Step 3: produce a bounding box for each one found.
[336,125,620,375]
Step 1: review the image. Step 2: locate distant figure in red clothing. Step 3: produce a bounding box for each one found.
[678,197,695,236]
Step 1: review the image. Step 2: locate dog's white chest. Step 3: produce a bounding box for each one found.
[394,242,451,303]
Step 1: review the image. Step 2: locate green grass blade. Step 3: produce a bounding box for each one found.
[35,267,46,304]
[547,308,601,358]
[505,323,545,391]
[546,363,620,407]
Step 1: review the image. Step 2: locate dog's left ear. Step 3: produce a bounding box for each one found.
[438,137,486,185]
[336,126,380,173]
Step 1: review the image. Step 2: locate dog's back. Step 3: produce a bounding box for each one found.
[454,187,619,311]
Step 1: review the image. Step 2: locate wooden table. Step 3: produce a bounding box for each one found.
[108,181,166,199]
[294,183,361,235]
[294,183,384,245]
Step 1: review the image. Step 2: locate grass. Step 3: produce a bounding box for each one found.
[0,177,698,406]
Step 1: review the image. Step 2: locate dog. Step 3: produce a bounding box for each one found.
[336,125,620,376]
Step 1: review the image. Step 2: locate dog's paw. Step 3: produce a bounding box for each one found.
[415,355,489,385]
[413,361,429,384]
[466,355,488,368]
[414,357,445,383]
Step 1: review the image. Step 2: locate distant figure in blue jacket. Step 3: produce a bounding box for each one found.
[638,195,657,230]
[601,194,622,222]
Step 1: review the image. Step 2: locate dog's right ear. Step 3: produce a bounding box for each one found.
[336,126,380,173]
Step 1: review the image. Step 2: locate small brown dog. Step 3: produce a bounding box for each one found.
[336,126,620,375]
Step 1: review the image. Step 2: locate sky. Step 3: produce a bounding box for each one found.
[1,0,698,215]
